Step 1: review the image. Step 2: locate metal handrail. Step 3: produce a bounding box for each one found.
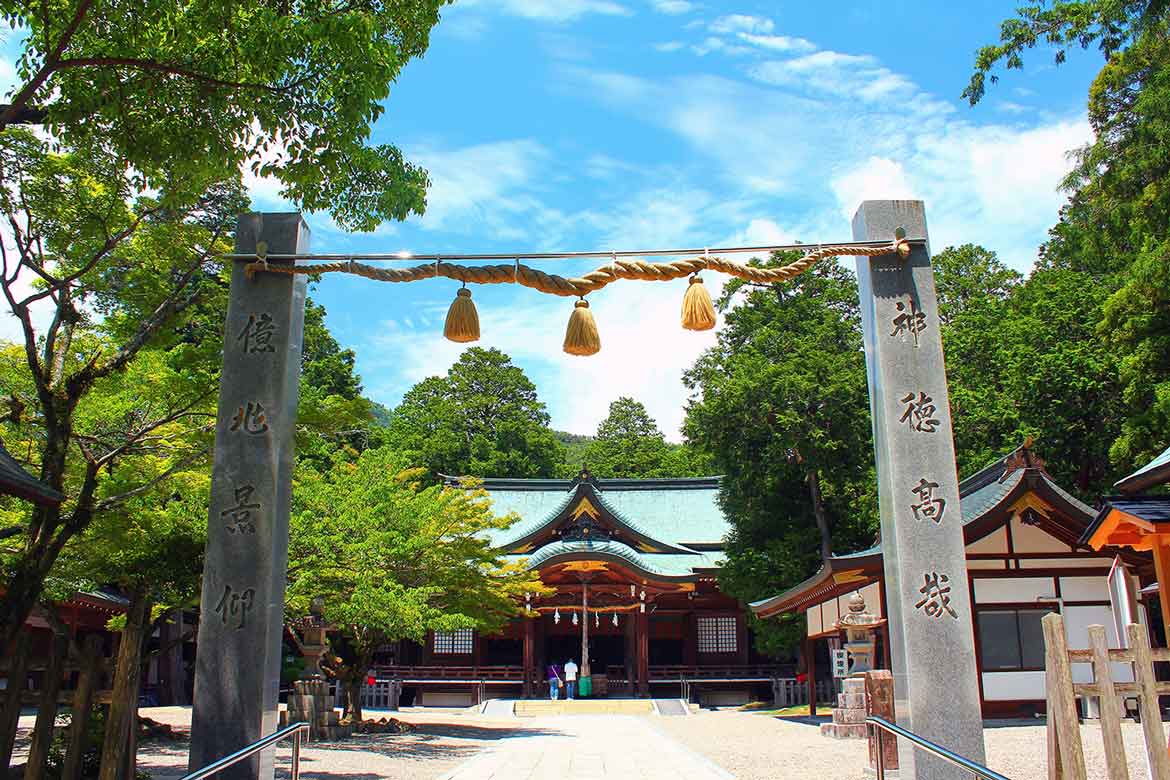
[867,716,1011,780]
[180,722,310,780]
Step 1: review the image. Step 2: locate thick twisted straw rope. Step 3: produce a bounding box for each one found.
[244,239,910,296]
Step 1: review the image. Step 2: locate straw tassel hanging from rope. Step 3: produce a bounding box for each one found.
[563,298,600,356]
[444,285,480,343]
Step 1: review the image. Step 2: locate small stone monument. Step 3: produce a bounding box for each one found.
[821,592,885,740]
[282,597,353,741]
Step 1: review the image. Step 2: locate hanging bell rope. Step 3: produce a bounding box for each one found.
[243,237,912,354]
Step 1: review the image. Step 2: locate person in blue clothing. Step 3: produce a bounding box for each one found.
[563,658,578,700]
[547,663,563,700]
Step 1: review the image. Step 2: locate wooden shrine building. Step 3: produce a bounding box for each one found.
[750,442,1155,718]
[374,471,781,706]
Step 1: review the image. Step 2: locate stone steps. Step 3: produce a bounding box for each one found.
[514,699,654,717]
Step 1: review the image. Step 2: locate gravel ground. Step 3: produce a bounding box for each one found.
[11,705,1167,779]
[655,710,1162,780]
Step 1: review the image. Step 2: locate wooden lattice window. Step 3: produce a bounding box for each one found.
[433,628,473,655]
[697,616,737,654]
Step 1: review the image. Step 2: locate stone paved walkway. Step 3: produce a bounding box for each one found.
[438,715,732,780]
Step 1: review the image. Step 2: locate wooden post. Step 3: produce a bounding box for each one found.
[522,616,534,699]
[636,607,649,697]
[1127,623,1170,776]
[1043,613,1086,780]
[1151,541,1170,646]
[99,593,150,780]
[1087,625,1129,780]
[25,630,69,780]
[805,635,817,718]
[62,636,103,780]
[0,631,32,777]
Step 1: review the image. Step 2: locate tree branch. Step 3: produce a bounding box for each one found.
[53,57,306,95]
[0,0,95,129]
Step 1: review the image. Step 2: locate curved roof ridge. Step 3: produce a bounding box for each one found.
[492,488,579,546]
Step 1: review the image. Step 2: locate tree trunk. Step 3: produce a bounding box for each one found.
[0,631,32,779]
[62,635,103,780]
[806,468,832,561]
[25,629,68,780]
[98,591,150,780]
[344,680,363,723]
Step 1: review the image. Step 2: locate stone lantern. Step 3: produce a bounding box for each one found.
[835,591,884,675]
[821,591,887,741]
[283,597,354,740]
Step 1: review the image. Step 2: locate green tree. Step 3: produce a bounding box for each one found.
[932,244,1022,325]
[384,348,564,479]
[968,1,1170,473]
[581,397,710,478]
[682,258,877,655]
[0,0,448,230]
[287,448,544,720]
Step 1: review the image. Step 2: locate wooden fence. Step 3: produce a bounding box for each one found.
[1043,613,1170,780]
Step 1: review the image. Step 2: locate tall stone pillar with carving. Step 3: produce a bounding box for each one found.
[852,201,985,778]
[189,214,308,780]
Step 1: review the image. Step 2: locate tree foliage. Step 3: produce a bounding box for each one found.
[683,258,877,655]
[287,447,544,719]
[0,0,450,229]
[384,348,564,480]
[580,397,709,479]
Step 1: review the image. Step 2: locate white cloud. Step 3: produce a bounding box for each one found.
[828,118,1091,269]
[407,139,573,242]
[650,0,696,13]
[749,51,918,102]
[737,33,816,53]
[709,14,773,35]
[653,41,686,53]
[459,0,631,22]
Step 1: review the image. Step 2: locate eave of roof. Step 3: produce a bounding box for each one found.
[1115,444,1170,495]
[513,540,704,581]
[0,441,65,506]
[753,442,1102,619]
[1082,496,1170,548]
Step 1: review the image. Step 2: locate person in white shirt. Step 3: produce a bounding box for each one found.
[563,658,578,699]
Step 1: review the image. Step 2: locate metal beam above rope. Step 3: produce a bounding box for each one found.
[240,233,914,356]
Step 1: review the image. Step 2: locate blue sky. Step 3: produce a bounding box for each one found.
[1,2,1105,440]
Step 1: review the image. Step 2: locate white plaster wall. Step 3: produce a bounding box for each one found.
[1011,515,1072,553]
[973,577,1055,604]
[967,526,1009,554]
[982,671,1046,701]
[1059,576,1109,602]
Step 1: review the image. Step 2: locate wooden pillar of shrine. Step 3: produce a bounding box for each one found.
[805,635,817,718]
[683,612,698,667]
[522,616,535,699]
[636,606,649,697]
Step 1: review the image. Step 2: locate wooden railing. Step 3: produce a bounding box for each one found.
[370,665,525,681]
[1043,613,1170,780]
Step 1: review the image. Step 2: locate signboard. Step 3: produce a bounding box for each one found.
[831,648,850,678]
[1108,555,1139,648]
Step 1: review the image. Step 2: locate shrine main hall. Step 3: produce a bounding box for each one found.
[375,471,779,706]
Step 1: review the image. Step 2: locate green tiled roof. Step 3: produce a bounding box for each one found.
[481,476,728,550]
[456,475,728,579]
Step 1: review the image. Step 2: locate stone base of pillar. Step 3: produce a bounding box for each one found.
[280,678,353,741]
[820,677,868,739]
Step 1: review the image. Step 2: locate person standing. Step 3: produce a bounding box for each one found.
[547,663,563,700]
[564,658,578,700]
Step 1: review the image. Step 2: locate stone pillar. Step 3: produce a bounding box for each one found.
[189,213,309,780]
[852,201,985,778]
